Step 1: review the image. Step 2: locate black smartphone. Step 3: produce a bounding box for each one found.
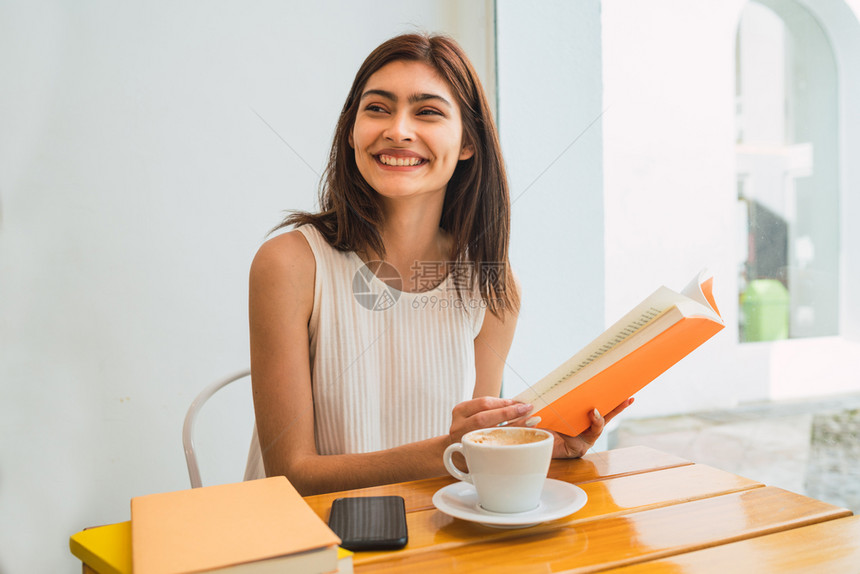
[327,495,408,551]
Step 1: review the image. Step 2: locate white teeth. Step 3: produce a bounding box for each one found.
[379,154,422,166]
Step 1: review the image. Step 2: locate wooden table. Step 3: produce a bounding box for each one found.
[304,446,858,573]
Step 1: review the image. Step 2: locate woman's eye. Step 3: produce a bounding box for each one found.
[365,104,388,113]
[418,108,443,117]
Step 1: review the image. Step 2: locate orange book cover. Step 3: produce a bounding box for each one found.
[516,270,724,437]
[130,476,340,574]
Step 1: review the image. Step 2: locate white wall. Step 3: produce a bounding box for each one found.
[601,0,750,416]
[496,0,607,395]
[0,2,494,572]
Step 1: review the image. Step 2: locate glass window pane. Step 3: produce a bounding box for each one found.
[736,0,839,342]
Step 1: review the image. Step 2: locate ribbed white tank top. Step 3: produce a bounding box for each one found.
[245,224,486,480]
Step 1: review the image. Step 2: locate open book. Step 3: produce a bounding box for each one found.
[514,270,724,437]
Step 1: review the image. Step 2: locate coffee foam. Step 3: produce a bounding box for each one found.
[466,428,548,446]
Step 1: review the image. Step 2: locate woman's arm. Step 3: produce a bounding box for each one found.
[472,284,520,400]
[249,230,323,492]
[249,232,527,495]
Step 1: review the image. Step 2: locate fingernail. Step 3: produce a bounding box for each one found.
[593,408,602,419]
[517,403,533,415]
[525,416,541,427]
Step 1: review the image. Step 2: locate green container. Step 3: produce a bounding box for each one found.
[740,279,789,342]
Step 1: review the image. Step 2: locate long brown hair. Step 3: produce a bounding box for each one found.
[278,33,517,317]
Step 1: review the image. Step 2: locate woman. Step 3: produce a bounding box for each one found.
[246,33,630,495]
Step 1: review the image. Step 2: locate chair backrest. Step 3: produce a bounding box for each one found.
[182,369,252,488]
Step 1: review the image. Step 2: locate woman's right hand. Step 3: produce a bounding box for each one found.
[448,397,534,445]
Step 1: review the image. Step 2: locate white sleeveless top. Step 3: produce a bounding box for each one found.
[244,225,486,480]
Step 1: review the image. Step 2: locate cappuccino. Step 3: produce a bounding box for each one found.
[467,428,548,446]
[443,426,554,513]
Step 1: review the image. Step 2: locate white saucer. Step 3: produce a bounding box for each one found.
[432,478,587,528]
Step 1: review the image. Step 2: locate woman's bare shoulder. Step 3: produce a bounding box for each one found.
[250,229,316,291]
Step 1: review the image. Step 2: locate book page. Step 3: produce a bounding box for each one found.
[680,269,721,318]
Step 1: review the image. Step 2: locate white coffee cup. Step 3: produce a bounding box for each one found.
[442,427,553,513]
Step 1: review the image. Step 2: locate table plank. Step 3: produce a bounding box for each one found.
[565,464,759,521]
[353,463,761,566]
[549,445,691,485]
[605,514,860,573]
[355,487,851,573]
[304,446,690,520]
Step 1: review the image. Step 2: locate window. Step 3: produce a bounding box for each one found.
[736,0,840,342]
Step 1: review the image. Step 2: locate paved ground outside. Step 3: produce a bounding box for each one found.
[610,393,860,514]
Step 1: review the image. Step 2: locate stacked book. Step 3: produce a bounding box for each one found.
[70,476,351,574]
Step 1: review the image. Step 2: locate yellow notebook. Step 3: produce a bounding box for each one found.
[69,521,132,574]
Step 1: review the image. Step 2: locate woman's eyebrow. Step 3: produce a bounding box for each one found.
[360,89,452,108]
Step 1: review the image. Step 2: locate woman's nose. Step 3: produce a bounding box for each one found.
[383,111,414,142]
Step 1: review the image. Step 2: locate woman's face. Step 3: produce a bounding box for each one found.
[349,60,473,204]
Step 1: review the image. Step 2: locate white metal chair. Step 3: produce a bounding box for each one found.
[182,369,252,488]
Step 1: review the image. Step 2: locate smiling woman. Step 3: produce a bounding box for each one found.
[282,34,512,313]
[349,60,474,218]
[245,33,629,496]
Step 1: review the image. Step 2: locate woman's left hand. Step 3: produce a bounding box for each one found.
[549,398,635,458]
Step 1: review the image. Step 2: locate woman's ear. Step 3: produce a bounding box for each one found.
[348,131,355,149]
[459,142,475,160]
